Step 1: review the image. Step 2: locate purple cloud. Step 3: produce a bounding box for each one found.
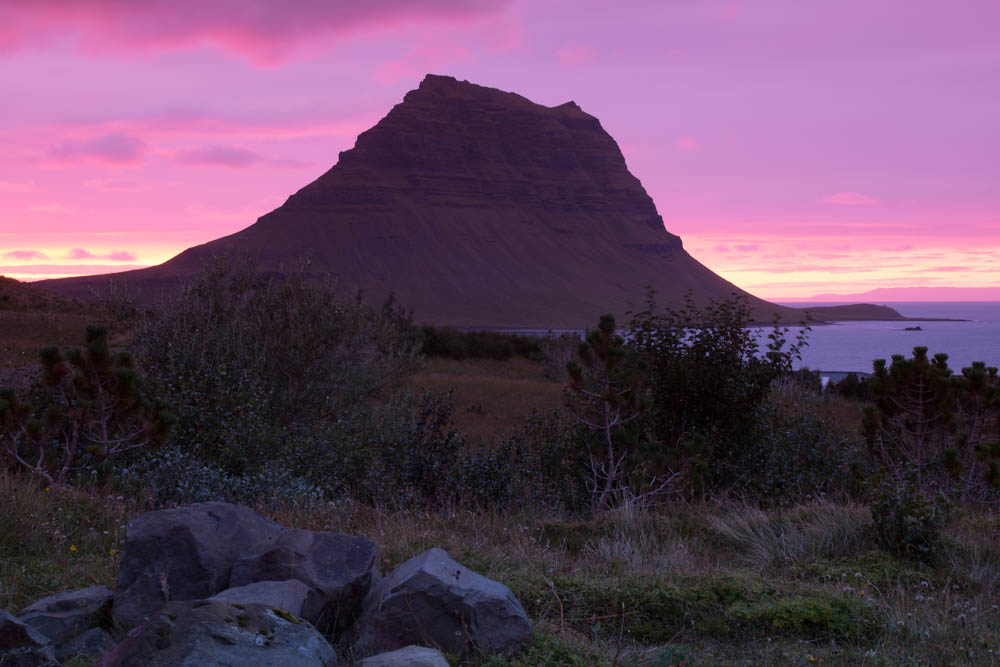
[48,133,146,165]
[173,146,259,168]
[821,191,877,206]
[0,1,508,64]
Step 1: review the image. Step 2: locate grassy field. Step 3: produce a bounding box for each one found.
[408,356,564,443]
[1,289,998,665]
[3,471,998,665]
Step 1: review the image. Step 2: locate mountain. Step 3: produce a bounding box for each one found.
[784,286,1000,303]
[39,74,900,328]
[0,275,91,313]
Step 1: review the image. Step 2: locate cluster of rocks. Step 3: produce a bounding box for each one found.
[0,502,532,665]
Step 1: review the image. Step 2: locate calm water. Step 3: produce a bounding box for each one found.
[775,302,1000,373]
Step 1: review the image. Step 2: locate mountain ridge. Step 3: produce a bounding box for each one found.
[39,74,901,327]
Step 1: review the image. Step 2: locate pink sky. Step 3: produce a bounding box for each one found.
[1,0,998,298]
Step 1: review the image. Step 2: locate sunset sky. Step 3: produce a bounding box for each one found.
[1,0,997,299]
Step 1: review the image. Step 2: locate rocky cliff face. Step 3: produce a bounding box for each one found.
[41,75,825,327]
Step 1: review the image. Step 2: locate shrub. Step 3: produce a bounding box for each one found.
[566,315,660,511]
[628,291,809,499]
[864,347,1000,502]
[133,258,421,473]
[1,325,171,484]
[868,468,951,564]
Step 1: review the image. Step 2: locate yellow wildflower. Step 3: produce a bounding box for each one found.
[69,545,77,552]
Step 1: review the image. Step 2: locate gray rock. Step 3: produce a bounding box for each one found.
[0,646,59,667]
[209,580,325,626]
[357,645,449,667]
[17,585,112,644]
[352,548,531,658]
[0,611,56,666]
[98,600,338,666]
[113,502,284,629]
[230,528,377,632]
[0,611,49,651]
[55,627,115,661]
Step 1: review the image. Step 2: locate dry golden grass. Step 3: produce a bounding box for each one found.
[407,356,565,443]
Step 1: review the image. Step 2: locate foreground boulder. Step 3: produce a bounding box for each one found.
[54,627,115,662]
[98,600,338,666]
[357,645,449,667]
[230,528,377,632]
[352,548,532,658]
[209,580,325,626]
[112,502,284,629]
[0,610,57,666]
[16,585,112,645]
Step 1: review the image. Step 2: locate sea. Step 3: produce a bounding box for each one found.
[773,302,1000,375]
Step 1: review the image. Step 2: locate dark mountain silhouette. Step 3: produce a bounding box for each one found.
[40,74,900,327]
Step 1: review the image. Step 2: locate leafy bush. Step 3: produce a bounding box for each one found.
[717,406,867,504]
[868,468,951,563]
[628,291,809,499]
[133,258,421,473]
[115,444,324,508]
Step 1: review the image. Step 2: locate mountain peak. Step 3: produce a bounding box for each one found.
[40,75,795,328]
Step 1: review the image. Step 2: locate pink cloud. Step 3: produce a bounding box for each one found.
[66,248,138,261]
[556,44,595,66]
[172,146,259,168]
[27,203,72,214]
[735,244,758,252]
[0,1,508,65]
[373,36,470,84]
[676,136,700,152]
[2,249,48,260]
[47,132,146,165]
[373,61,415,85]
[822,191,877,206]
[0,180,38,192]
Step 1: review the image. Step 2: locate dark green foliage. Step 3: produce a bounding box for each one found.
[134,258,422,473]
[868,468,951,564]
[419,326,544,361]
[566,315,654,511]
[1,325,170,484]
[864,347,1000,501]
[628,291,808,499]
[716,406,867,504]
[827,372,873,401]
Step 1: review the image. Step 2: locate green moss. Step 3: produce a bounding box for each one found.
[271,607,302,624]
[512,573,875,644]
[236,612,250,627]
[475,632,606,666]
[728,595,875,640]
[802,550,934,587]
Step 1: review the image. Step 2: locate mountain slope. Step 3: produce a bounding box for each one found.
[40,75,899,327]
